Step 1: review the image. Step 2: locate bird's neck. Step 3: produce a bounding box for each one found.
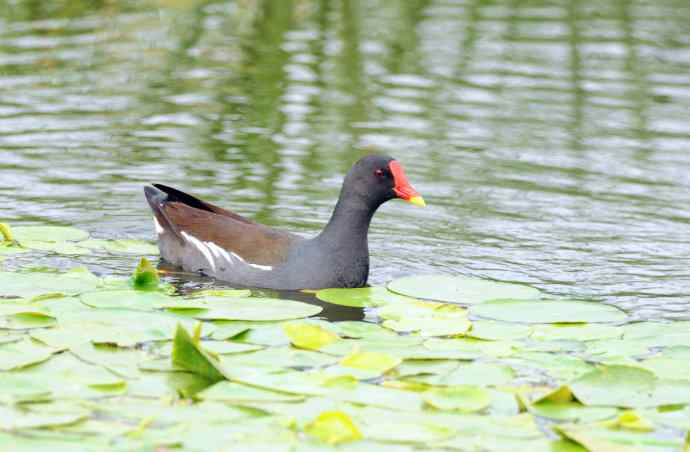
[318,192,376,247]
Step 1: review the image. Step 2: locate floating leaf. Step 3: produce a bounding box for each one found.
[0,403,90,430]
[387,275,540,305]
[340,350,401,374]
[0,312,56,329]
[189,288,252,298]
[0,270,100,298]
[11,226,89,243]
[315,286,411,308]
[0,339,55,370]
[131,257,160,290]
[423,386,491,412]
[305,411,363,445]
[284,322,339,350]
[467,320,533,340]
[190,297,322,321]
[80,289,176,310]
[531,324,623,341]
[530,401,618,422]
[199,381,303,403]
[416,362,515,387]
[470,299,628,324]
[570,365,690,408]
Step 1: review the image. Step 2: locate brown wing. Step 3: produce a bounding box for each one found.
[163,202,297,266]
[152,184,255,225]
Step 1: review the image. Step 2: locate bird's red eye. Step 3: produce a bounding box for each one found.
[374,169,384,177]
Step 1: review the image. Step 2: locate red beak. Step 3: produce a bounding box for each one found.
[388,160,426,207]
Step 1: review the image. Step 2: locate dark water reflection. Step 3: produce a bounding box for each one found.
[1,0,689,320]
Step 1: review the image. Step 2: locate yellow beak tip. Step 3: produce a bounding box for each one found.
[408,196,426,207]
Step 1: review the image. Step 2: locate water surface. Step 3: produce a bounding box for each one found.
[1,0,689,320]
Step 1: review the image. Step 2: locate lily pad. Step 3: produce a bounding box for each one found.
[0,339,55,370]
[530,401,618,422]
[284,322,339,351]
[11,226,89,243]
[570,365,690,408]
[470,299,628,324]
[199,381,304,403]
[305,411,363,445]
[316,286,412,308]
[339,350,401,374]
[0,270,100,298]
[387,275,541,305]
[191,297,322,321]
[423,385,492,412]
[80,289,176,310]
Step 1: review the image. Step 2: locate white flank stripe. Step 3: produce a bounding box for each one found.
[153,218,164,235]
[181,231,216,272]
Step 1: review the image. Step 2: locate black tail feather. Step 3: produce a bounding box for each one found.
[144,185,184,243]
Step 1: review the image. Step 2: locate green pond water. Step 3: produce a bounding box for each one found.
[1,0,690,450]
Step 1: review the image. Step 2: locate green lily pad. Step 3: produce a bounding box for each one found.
[423,385,492,412]
[0,312,56,329]
[191,297,322,321]
[315,286,412,308]
[530,401,618,422]
[416,362,516,387]
[531,324,623,341]
[11,226,89,243]
[0,270,100,298]
[199,381,304,403]
[55,309,198,346]
[387,275,541,305]
[190,288,252,298]
[467,320,533,340]
[570,365,690,408]
[0,403,90,430]
[80,289,176,310]
[470,299,628,324]
[0,339,55,370]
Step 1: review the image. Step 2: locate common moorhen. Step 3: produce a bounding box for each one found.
[144,155,424,290]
